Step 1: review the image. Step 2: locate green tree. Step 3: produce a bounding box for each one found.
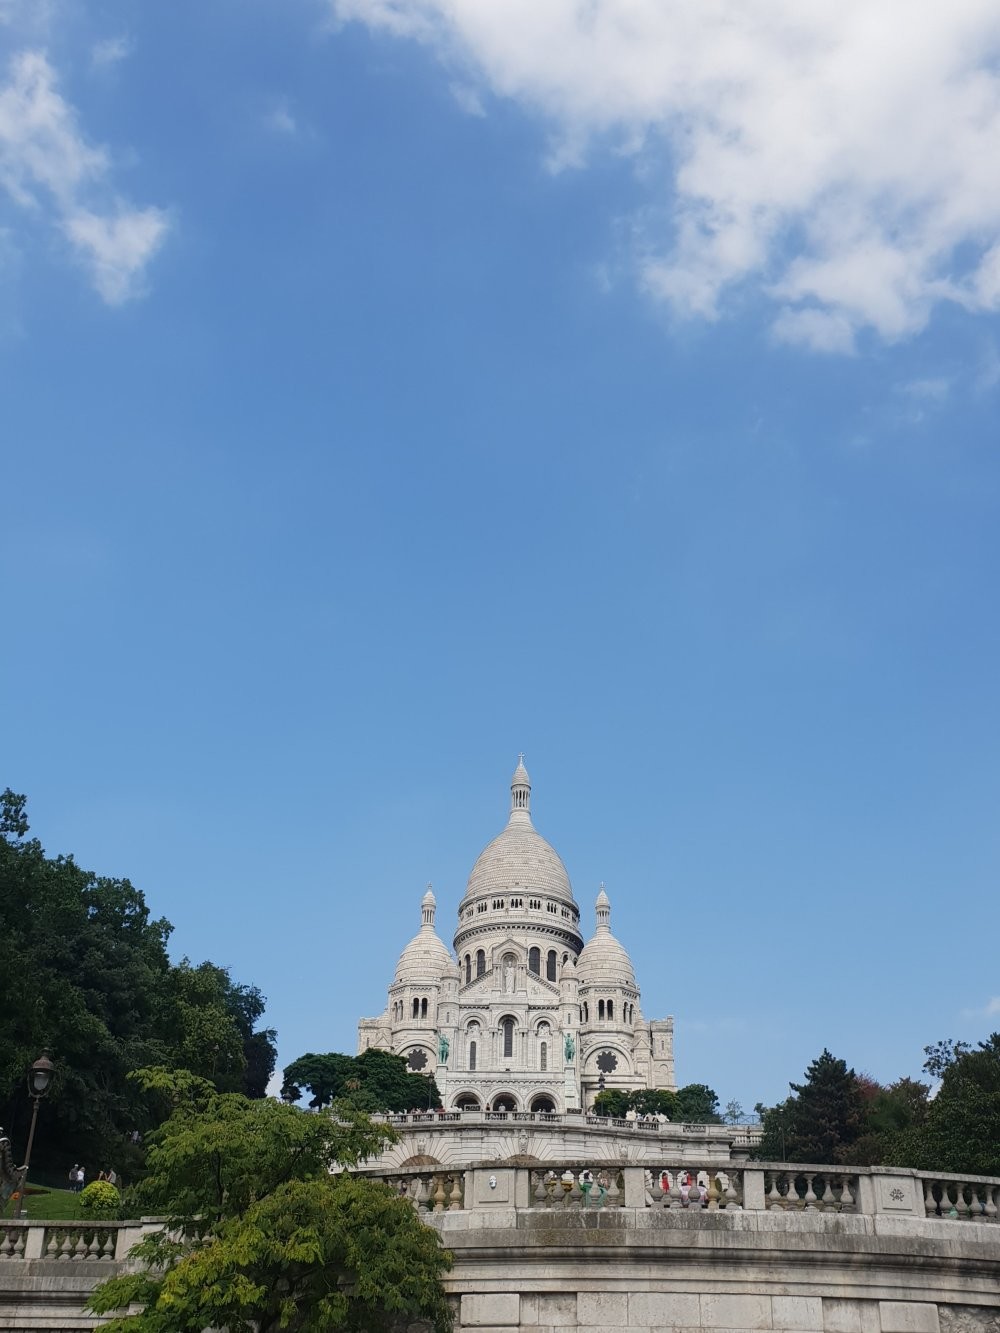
[673,1083,722,1123]
[0,791,279,1175]
[759,1050,864,1164]
[591,1089,631,1118]
[282,1049,441,1113]
[88,1070,452,1333]
[888,1035,1000,1176]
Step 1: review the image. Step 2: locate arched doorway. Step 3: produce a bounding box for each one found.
[454,1095,480,1112]
[530,1095,556,1113]
[492,1094,517,1112]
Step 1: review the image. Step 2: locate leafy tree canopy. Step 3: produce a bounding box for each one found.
[591,1084,719,1122]
[0,790,278,1177]
[89,1071,452,1333]
[885,1034,1000,1177]
[282,1048,441,1113]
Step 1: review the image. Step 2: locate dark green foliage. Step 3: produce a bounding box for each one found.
[886,1034,1000,1176]
[89,1073,452,1333]
[0,790,277,1177]
[673,1083,722,1123]
[757,1050,865,1164]
[282,1048,441,1113]
[590,1084,717,1121]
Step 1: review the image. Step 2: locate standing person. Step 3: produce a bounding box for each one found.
[106,1167,117,1187]
[68,1164,80,1192]
[76,1166,85,1193]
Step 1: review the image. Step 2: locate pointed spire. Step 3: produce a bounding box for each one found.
[421,884,436,928]
[509,755,532,824]
[595,884,611,930]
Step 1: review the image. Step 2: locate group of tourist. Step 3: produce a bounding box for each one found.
[67,1164,118,1192]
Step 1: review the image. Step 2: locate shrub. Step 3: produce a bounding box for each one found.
[79,1180,121,1218]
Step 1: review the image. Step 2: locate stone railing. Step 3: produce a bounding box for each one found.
[0,1220,149,1263]
[364,1160,1000,1222]
[379,1108,760,1137]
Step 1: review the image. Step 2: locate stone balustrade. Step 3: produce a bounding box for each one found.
[0,1219,158,1267]
[363,1159,1000,1223]
[1,1169,999,1333]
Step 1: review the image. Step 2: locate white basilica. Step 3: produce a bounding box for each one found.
[357,760,675,1113]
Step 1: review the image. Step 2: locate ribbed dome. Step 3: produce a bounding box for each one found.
[464,821,575,905]
[577,888,636,989]
[394,888,453,983]
[460,757,576,907]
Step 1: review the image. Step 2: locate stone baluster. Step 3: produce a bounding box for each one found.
[687,1181,702,1208]
[955,1186,971,1221]
[648,1174,665,1208]
[784,1173,801,1211]
[568,1176,584,1207]
[705,1172,721,1211]
[820,1176,837,1212]
[983,1184,998,1222]
[803,1175,819,1210]
[432,1173,448,1212]
[448,1174,463,1211]
[533,1171,549,1206]
[604,1172,620,1208]
[668,1172,685,1209]
[923,1178,938,1217]
[766,1172,782,1210]
[723,1172,741,1209]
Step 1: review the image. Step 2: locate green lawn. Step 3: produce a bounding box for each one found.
[9,1185,83,1220]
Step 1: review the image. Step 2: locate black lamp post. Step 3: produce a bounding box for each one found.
[14,1051,55,1219]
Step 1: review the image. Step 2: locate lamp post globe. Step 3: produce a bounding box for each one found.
[29,1053,54,1098]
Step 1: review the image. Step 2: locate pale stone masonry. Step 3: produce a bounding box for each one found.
[357,759,675,1112]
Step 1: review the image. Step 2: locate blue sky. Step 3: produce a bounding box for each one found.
[2,0,999,1109]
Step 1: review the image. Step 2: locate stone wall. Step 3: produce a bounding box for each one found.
[1,1166,998,1332]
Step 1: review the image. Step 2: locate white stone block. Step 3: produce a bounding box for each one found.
[773,1297,823,1330]
[577,1291,628,1326]
[825,1300,863,1333]
[460,1293,520,1327]
[629,1293,701,1327]
[700,1294,772,1329]
[535,1293,578,1327]
[879,1304,939,1333]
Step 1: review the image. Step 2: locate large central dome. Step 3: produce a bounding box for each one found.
[459,759,577,909]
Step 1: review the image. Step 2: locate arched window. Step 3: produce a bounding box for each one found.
[465,955,471,985]
[607,999,614,1021]
[412,997,419,1019]
[562,952,569,964]
[546,950,557,981]
[469,1040,477,1071]
[502,1018,514,1059]
[598,999,605,1020]
[421,997,428,1019]
[476,950,486,977]
[528,946,540,975]
[583,1002,589,1023]
[540,1041,547,1071]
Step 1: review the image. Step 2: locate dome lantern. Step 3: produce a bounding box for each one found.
[510,755,531,822]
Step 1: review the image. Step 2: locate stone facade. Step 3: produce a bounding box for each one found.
[3,1173,999,1332]
[357,760,675,1112]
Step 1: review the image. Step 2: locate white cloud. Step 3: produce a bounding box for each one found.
[329,0,1000,351]
[90,36,133,71]
[961,996,1000,1020]
[0,48,168,302]
[264,101,298,136]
